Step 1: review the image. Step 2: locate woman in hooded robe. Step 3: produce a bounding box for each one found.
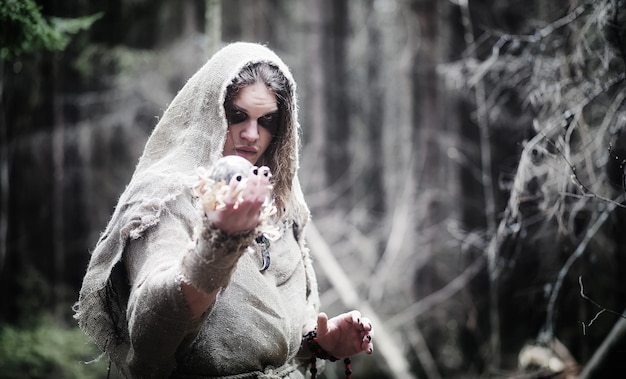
[74,42,374,379]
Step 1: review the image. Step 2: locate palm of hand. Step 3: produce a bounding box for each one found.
[195,156,273,234]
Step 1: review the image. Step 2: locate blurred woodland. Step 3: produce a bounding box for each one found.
[2,0,626,378]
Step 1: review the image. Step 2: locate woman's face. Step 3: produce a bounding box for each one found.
[222,82,278,165]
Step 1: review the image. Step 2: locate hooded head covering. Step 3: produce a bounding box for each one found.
[129,41,305,217]
[74,42,310,361]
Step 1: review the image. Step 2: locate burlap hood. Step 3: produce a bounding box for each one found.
[74,42,310,358]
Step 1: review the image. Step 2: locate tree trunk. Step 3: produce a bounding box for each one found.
[52,56,65,318]
[300,0,327,194]
[205,0,222,54]
[324,0,350,205]
[0,59,7,275]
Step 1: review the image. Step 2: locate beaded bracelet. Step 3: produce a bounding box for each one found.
[304,329,353,379]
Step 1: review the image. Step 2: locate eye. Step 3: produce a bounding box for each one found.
[226,109,247,125]
[258,113,278,134]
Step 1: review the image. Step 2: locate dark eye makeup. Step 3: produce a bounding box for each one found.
[226,108,247,125]
[226,106,279,134]
[258,113,278,134]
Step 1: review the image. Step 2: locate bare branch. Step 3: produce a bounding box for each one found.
[544,200,620,338]
[578,276,626,336]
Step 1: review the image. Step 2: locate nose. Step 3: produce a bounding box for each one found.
[240,120,259,141]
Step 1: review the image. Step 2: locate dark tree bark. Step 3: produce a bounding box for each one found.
[324,0,350,205]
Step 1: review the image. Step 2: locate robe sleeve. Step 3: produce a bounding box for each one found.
[123,209,254,378]
[297,221,323,358]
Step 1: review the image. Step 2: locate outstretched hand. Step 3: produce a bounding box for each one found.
[315,311,374,359]
[200,163,273,235]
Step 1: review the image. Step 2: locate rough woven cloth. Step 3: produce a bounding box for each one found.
[74,42,317,378]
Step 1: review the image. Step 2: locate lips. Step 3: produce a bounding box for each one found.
[235,147,258,161]
[236,146,258,154]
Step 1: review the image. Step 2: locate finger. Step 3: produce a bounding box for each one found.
[357,335,372,353]
[250,167,271,186]
[247,168,271,200]
[258,165,272,179]
[248,185,269,206]
[227,174,247,199]
[229,171,246,186]
[316,312,329,335]
[360,332,374,355]
[360,317,374,335]
[349,310,362,325]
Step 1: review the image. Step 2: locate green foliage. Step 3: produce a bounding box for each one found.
[73,43,158,83]
[15,265,53,325]
[0,317,108,379]
[0,0,102,60]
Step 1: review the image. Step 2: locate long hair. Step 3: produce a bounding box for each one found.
[224,62,296,215]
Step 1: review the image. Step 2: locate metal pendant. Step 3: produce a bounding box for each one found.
[256,235,271,272]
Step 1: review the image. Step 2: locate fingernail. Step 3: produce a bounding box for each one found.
[366,335,371,341]
[236,175,243,181]
[253,168,259,175]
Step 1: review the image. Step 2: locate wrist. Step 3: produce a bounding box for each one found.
[180,220,255,293]
[303,328,339,361]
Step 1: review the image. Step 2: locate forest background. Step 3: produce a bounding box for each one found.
[2,0,626,378]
